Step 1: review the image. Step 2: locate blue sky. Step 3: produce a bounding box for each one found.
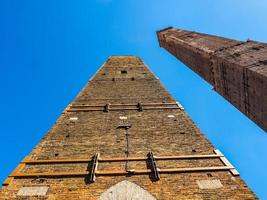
[0,0,266,198]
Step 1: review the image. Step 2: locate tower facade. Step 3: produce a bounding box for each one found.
[1,56,256,199]
[157,28,267,132]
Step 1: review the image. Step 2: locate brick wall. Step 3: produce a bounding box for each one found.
[1,56,257,199]
[157,28,267,132]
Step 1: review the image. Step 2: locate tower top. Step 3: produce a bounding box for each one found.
[158,27,267,132]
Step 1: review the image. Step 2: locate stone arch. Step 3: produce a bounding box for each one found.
[99,180,156,200]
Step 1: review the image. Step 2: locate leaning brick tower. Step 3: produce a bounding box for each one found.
[157,27,267,132]
[1,56,257,199]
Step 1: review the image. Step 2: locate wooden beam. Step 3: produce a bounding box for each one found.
[214,149,239,176]
[142,103,177,106]
[142,106,179,110]
[110,108,138,111]
[98,166,234,175]
[70,104,104,107]
[70,102,177,107]
[9,166,235,178]
[2,158,27,186]
[20,154,222,164]
[154,154,222,160]
[5,150,238,182]
[96,169,149,175]
[2,177,13,186]
[21,158,90,164]
[63,104,73,113]
[89,153,100,182]
[67,106,179,112]
[159,166,234,173]
[67,108,104,112]
[10,171,88,178]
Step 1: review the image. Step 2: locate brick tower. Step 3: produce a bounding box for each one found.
[1,56,257,199]
[157,28,267,132]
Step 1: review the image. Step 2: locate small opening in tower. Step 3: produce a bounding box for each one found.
[259,60,267,65]
[121,70,127,74]
[31,178,46,184]
[54,153,59,157]
[207,173,213,177]
[251,46,261,51]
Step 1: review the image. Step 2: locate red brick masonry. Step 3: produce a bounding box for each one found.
[0,56,257,199]
[157,28,267,132]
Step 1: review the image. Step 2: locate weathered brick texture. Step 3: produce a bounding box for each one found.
[1,56,257,199]
[157,28,267,132]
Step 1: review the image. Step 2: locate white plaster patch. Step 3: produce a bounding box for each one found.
[167,115,175,118]
[17,186,49,196]
[119,116,127,120]
[69,117,78,121]
[197,179,223,189]
[99,180,156,200]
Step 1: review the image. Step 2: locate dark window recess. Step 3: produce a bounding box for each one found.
[252,47,261,51]
[121,70,127,74]
[102,73,106,76]
[259,60,267,65]
[233,52,241,57]
[31,178,46,184]
[251,46,264,51]
[207,173,213,177]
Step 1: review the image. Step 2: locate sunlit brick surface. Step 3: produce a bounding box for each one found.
[157,28,267,132]
[0,56,257,199]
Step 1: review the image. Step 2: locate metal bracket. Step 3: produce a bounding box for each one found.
[89,153,100,182]
[137,103,143,111]
[148,152,160,181]
[104,104,110,112]
[116,125,131,130]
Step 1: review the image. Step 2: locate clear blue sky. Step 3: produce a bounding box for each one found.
[0,0,266,198]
